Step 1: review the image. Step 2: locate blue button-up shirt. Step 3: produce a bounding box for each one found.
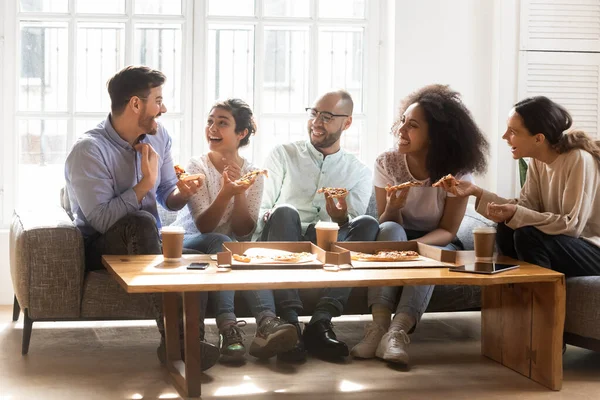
[65,115,178,238]
[254,140,373,239]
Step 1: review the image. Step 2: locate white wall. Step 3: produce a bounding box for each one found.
[390,0,519,195]
[0,0,522,304]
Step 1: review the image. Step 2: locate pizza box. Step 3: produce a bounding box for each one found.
[330,241,458,269]
[217,242,352,269]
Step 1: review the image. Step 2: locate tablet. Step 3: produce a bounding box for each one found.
[449,262,520,274]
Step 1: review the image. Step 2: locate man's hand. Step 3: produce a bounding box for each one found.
[325,193,348,225]
[385,187,410,211]
[175,175,204,201]
[486,202,517,223]
[134,143,159,188]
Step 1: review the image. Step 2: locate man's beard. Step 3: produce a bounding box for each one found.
[139,113,159,135]
[308,127,342,149]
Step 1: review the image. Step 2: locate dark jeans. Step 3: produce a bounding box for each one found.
[496,223,600,277]
[84,210,207,339]
[260,204,380,323]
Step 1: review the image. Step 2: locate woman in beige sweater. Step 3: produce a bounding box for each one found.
[440,96,600,276]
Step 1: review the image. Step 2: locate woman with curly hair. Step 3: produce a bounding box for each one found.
[351,84,489,366]
[439,96,600,276]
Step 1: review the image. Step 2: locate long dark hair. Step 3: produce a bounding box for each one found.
[514,96,600,167]
[393,84,489,182]
[211,98,257,147]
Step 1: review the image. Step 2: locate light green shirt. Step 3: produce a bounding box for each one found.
[254,140,373,239]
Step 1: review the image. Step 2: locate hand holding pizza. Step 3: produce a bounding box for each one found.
[486,202,517,223]
[175,175,203,201]
[385,186,410,211]
[324,191,349,224]
[220,170,254,197]
[437,178,481,198]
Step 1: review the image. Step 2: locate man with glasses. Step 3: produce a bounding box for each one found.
[65,65,221,371]
[254,90,379,361]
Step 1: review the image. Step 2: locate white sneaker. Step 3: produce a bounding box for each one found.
[350,322,387,359]
[375,329,410,365]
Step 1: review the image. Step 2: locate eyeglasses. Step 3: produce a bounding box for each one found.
[305,107,349,124]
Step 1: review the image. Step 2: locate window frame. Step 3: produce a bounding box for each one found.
[1,0,383,227]
[192,0,382,168]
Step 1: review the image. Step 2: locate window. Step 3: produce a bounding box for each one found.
[2,0,379,224]
[9,0,188,218]
[201,0,372,164]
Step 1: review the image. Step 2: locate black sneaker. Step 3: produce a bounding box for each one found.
[157,337,220,371]
[219,321,247,362]
[277,322,307,362]
[248,317,298,359]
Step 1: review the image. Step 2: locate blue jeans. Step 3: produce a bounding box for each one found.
[369,221,459,325]
[261,204,380,323]
[183,232,278,328]
[183,232,232,255]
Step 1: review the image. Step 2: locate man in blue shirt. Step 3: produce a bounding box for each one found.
[256,90,379,360]
[65,66,221,370]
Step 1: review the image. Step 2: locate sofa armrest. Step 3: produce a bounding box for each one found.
[10,207,85,319]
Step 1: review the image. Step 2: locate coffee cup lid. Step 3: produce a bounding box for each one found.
[315,221,339,230]
[473,226,496,234]
[161,226,185,234]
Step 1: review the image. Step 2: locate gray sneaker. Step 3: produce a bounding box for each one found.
[248,317,298,359]
[157,337,220,371]
[375,329,411,365]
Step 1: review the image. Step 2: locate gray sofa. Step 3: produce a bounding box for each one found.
[9,195,600,354]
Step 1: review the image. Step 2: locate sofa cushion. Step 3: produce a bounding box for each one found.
[565,276,600,341]
[11,207,84,319]
[81,270,155,319]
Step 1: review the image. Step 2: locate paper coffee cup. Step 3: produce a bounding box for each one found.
[473,226,496,261]
[315,221,339,251]
[161,226,185,262]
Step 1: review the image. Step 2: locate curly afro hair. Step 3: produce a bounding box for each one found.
[393,84,489,182]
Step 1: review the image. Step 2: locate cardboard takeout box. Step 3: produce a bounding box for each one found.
[217,241,352,269]
[330,241,457,269]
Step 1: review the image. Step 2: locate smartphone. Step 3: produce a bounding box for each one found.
[187,262,209,270]
[449,262,519,274]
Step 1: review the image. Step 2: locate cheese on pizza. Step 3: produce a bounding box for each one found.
[232,248,316,264]
[174,164,187,179]
[350,250,420,262]
[174,164,205,182]
[432,174,457,188]
[385,181,424,191]
[317,187,349,198]
[235,169,269,185]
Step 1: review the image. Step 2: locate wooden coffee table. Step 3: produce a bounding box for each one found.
[102,252,565,397]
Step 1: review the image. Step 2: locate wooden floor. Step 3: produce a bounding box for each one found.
[1,306,599,399]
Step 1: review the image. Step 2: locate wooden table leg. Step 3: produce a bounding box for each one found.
[481,278,565,390]
[163,292,202,398]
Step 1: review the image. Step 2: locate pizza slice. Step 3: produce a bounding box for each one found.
[317,187,349,199]
[235,169,269,185]
[432,174,457,188]
[385,181,424,192]
[174,164,205,182]
[351,250,420,262]
[232,248,316,264]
